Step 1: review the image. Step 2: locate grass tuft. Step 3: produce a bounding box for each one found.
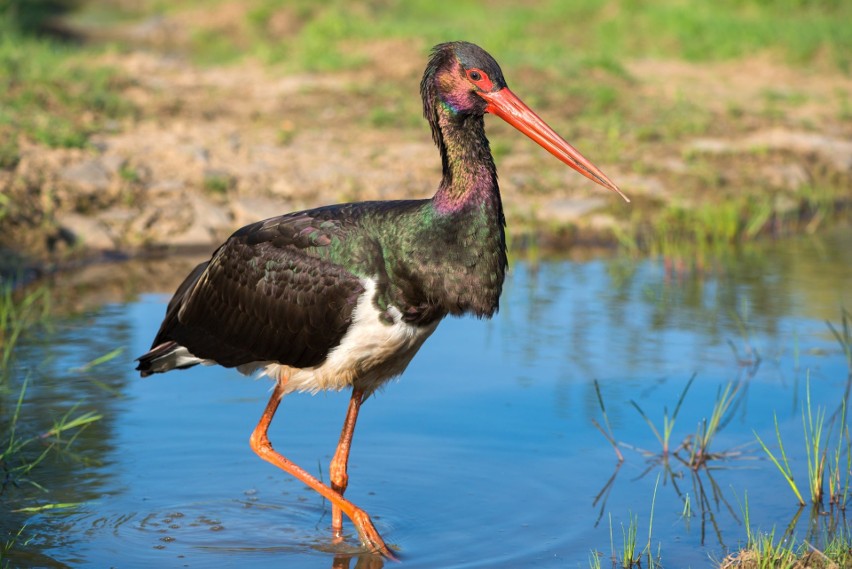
[724,490,852,568]
[0,523,31,568]
[1,379,103,489]
[687,382,739,469]
[593,476,662,568]
[754,413,807,507]
[803,378,828,505]
[828,399,850,509]
[755,374,851,509]
[0,282,50,379]
[621,512,640,568]
[629,373,695,456]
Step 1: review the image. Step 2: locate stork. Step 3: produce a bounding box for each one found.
[137,41,627,558]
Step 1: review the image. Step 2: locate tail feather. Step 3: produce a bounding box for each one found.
[136,341,209,377]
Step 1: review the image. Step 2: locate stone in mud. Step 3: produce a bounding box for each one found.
[688,129,852,174]
[57,158,124,213]
[56,212,115,250]
[745,130,852,173]
[142,192,233,247]
[59,159,111,193]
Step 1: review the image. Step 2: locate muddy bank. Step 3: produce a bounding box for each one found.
[2,46,851,272]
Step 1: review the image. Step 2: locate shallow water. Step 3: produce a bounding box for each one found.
[3,227,852,568]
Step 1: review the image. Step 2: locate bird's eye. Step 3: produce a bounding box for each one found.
[466,68,494,91]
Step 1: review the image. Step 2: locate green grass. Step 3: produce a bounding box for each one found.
[821,528,852,567]
[0,280,106,566]
[828,401,850,508]
[1,379,101,567]
[592,476,662,569]
[620,512,640,567]
[0,14,130,164]
[598,373,745,469]
[613,186,849,268]
[1,378,103,491]
[755,413,807,507]
[0,282,50,378]
[1,281,102,491]
[629,374,695,457]
[169,0,852,72]
[688,382,739,469]
[0,523,30,569]
[721,491,852,568]
[0,0,80,34]
[201,172,233,195]
[729,534,852,568]
[755,373,851,509]
[803,379,829,505]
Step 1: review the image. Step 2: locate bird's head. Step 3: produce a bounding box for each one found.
[422,41,628,202]
[422,41,507,117]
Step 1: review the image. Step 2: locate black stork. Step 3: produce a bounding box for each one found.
[137,41,628,558]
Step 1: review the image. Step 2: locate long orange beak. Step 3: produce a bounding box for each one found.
[479,87,629,203]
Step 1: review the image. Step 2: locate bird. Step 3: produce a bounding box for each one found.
[136,41,628,558]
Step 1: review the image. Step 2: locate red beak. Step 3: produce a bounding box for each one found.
[479,87,629,202]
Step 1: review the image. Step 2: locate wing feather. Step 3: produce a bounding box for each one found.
[148,212,365,369]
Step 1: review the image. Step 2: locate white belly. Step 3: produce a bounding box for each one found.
[256,278,439,394]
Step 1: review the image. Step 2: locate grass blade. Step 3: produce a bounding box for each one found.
[754,415,806,507]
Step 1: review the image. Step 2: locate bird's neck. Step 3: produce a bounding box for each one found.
[432,109,500,214]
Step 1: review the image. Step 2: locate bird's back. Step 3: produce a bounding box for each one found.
[137,196,506,383]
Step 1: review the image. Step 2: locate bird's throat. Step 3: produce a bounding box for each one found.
[432,110,500,214]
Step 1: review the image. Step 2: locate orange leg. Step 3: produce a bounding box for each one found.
[330,388,365,534]
[249,381,394,559]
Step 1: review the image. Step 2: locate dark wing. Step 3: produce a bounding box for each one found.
[145,212,366,370]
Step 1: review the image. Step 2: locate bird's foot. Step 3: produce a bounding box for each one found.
[350,509,398,561]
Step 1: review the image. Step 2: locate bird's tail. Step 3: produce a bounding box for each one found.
[136,341,207,377]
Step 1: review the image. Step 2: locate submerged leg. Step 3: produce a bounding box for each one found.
[249,381,393,558]
[330,388,366,534]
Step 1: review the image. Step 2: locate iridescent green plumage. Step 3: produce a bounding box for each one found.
[138,42,509,378]
[135,41,625,558]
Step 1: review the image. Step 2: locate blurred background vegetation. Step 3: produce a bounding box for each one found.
[3,0,850,103]
[2,0,849,159]
[193,0,851,71]
[1,0,81,35]
[1,0,850,260]
[1,5,849,566]
[4,0,848,68]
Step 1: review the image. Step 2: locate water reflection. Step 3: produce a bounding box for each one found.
[2,227,850,567]
[332,554,384,569]
[506,229,851,383]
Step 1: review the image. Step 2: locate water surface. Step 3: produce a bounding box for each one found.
[3,227,851,568]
